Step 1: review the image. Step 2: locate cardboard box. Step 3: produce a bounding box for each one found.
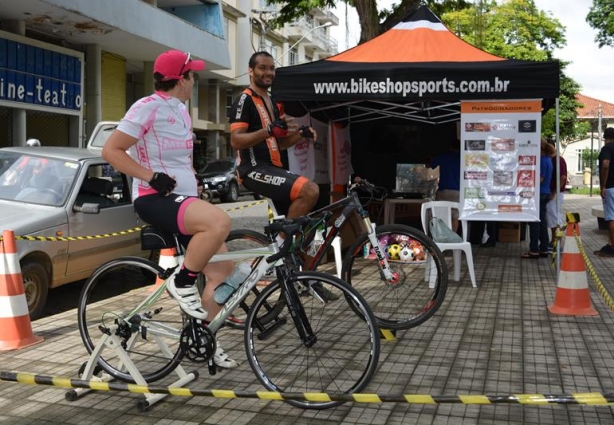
[498,222,521,243]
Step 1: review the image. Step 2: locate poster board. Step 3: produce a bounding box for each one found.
[459,100,542,222]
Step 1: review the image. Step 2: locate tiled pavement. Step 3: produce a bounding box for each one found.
[2,195,614,424]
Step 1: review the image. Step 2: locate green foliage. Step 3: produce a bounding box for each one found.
[441,0,566,60]
[569,186,600,195]
[264,0,471,34]
[587,0,614,47]
[541,72,583,142]
[441,0,582,141]
[580,148,599,171]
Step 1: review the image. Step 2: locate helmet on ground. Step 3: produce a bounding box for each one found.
[26,138,41,147]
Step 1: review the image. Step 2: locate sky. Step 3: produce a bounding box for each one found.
[330,0,614,104]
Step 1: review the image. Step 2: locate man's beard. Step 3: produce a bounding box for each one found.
[253,78,272,90]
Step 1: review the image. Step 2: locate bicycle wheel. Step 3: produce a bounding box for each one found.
[245,271,380,410]
[343,224,448,330]
[77,256,184,383]
[222,229,283,330]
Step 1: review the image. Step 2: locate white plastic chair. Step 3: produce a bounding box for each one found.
[420,201,477,288]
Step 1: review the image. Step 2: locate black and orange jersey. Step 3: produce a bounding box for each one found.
[229,88,285,175]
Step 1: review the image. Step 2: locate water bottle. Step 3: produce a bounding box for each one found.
[307,225,325,256]
[214,261,251,304]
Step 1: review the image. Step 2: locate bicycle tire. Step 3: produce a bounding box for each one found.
[222,229,284,330]
[244,271,380,410]
[342,224,448,330]
[77,256,184,383]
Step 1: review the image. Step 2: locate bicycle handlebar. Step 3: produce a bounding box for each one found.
[348,177,388,201]
[263,212,332,263]
[264,216,310,263]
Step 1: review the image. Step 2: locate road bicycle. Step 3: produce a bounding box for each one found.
[227,179,448,331]
[76,215,380,410]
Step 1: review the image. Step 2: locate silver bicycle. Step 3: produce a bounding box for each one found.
[76,215,380,409]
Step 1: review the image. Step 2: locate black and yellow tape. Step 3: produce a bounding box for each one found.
[222,200,267,213]
[571,226,614,314]
[0,227,144,242]
[0,200,267,243]
[1,372,613,405]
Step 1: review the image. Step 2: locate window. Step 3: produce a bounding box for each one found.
[76,164,129,207]
[289,48,298,65]
[576,149,583,173]
[226,89,234,119]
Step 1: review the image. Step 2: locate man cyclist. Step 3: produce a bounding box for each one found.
[103,50,238,368]
[229,51,338,301]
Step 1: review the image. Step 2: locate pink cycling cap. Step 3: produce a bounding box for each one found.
[154,50,205,81]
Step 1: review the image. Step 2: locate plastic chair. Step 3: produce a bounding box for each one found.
[420,200,477,288]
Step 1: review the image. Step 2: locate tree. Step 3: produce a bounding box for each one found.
[442,0,582,141]
[266,0,583,140]
[265,0,471,44]
[586,0,614,47]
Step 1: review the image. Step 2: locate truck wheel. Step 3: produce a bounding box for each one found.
[21,261,49,320]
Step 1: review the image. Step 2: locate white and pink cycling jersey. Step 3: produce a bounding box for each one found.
[117,91,197,201]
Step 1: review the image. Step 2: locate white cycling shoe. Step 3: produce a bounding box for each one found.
[166,279,208,320]
[214,343,239,369]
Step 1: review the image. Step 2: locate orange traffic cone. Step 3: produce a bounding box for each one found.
[548,220,598,316]
[0,230,44,351]
[150,247,178,291]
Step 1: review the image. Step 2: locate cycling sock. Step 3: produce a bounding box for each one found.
[174,265,199,288]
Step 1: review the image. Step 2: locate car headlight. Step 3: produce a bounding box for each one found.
[211,177,226,184]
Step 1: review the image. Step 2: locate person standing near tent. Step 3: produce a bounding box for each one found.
[229,52,338,302]
[522,139,553,259]
[595,127,614,257]
[229,51,319,219]
[427,138,461,231]
[545,140,567,252]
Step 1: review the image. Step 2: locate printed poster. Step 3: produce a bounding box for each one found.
[286,115,330,184]
[330,122,352,185]
[459,100,542,221]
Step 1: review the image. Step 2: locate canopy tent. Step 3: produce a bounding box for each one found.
[272,6,560,126]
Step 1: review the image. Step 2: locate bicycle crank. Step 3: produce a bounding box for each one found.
[180,321,216,363]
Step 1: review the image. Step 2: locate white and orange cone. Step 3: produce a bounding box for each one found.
[150,247,178,291]
[0,230,44,351]
[548,220,598,316]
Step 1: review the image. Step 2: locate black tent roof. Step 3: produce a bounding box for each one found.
[272,6,559,124]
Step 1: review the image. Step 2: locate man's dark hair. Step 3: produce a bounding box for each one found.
[249,51,274,69]
[153,72,190,91]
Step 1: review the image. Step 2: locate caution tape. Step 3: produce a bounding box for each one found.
[1,371,613,405]
[222,200,267,213]
[0,200,266,243]
[0,227,144,242]
[572,228,614,314]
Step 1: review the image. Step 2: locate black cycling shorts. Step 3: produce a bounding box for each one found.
[240,164,308,216]
[134,193,199,248]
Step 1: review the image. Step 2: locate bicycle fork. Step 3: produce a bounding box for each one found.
[278,269,317,348]
[364,223,399,284]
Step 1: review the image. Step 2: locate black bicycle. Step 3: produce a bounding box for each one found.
[227,179,448,331]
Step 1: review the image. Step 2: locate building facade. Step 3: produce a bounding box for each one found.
[561,94,614,188]
[0,0,338,166]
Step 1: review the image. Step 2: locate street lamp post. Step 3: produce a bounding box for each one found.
[276,22,333,66]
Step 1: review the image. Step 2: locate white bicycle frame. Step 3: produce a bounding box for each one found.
[70,242,284,410]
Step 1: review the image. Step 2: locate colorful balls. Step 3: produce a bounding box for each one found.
[387,243,402,260]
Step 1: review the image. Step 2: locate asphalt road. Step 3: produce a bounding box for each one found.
[37,195,269,320]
